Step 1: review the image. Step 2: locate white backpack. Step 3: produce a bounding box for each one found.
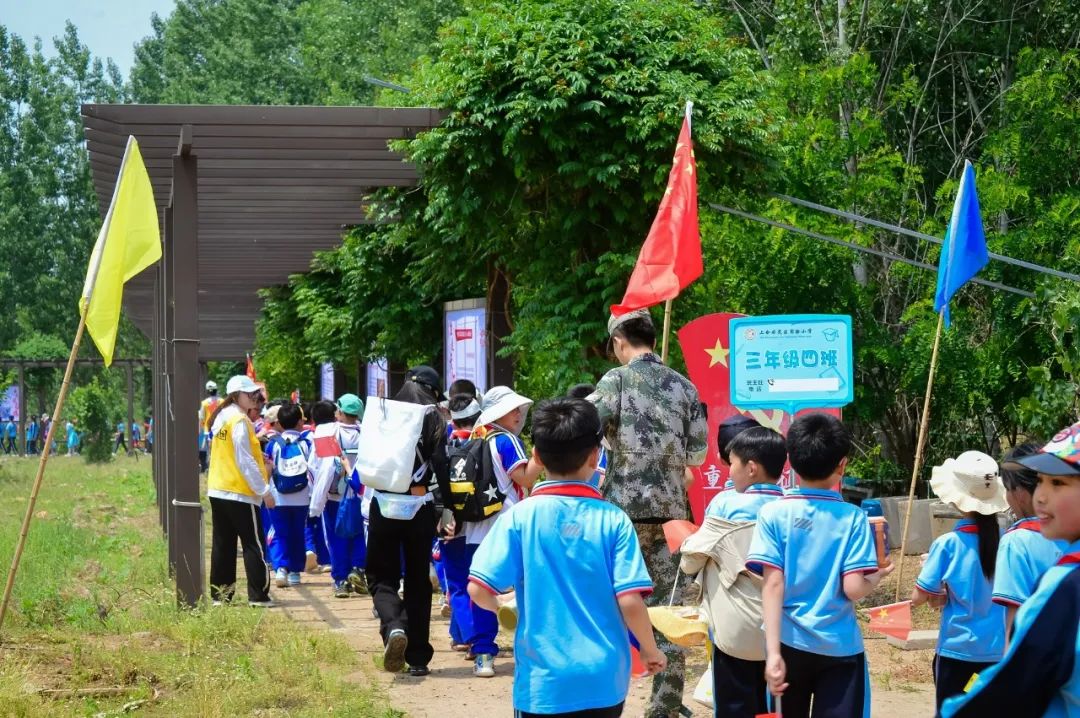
[354,397,431,493]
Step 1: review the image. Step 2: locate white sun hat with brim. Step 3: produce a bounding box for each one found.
[929,450,1008,515]
[477,386,533,428]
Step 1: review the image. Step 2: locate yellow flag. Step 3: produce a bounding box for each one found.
[80,136,161,366]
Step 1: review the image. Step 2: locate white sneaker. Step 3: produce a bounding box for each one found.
[304,550,318,573]
[287,572,301,587]
[249,599,277,608]
[274,567,288,588]
[473,653,495,678]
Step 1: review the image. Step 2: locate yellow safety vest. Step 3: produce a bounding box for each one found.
[207,411,266,498]
[200,396,220,433]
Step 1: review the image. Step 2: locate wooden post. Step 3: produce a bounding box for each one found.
[0,319,88,632]
[894,310,946,600]
[660,298,674,363]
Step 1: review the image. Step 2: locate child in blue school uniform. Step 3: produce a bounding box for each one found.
[912,450,1006,711]
[688,426,785,718]
[747,413,890,718]
[941,420,1080,718]
[994,443,1069,641]
[568,383,608,488]
[709,414,763,507]
[468,397,666,717]
[265,403,313,588]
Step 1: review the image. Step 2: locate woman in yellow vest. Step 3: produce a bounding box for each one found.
[207,374,276,606]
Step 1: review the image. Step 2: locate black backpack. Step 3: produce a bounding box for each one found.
[447,430,506,522]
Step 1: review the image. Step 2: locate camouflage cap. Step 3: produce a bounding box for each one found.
[607,308,653,336]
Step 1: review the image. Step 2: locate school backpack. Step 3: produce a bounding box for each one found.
[268,435,310,494]
[447,430,506,522]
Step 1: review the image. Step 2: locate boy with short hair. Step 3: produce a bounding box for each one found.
[941,420,1080,717]
[683,426,785,718]
[468,398,665,716]
[265,402,312,588]
[747,413,890,718]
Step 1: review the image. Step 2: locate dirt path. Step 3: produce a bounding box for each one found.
[271,570,935,717]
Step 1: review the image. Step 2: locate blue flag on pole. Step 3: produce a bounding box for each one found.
[934,160,989,327]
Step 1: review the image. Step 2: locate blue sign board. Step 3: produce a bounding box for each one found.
[729,314,854,413]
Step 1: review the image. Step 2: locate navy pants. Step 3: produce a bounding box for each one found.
[933,654,994,711]
[712,644,767,718]
[442,536,498,649]
[270,505,307,572]
[778,644,868,718]
[516,702,624,717]
[306,516,331,564]
[321,499,366,582]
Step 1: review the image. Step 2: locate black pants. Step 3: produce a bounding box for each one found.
[199,450,209,473]
[933,654,994,711]
[26,439,36,455]
[209,496,271,603]
[516,702,624,718]
[115,437,127,453]
[779,644,866,718]
[712,644,767,718]
[3,438,14,454]
[365,498,436,668]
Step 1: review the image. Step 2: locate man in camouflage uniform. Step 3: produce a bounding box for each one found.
[588,308,709,718]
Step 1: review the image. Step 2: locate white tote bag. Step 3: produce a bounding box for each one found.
[354,396,430,493]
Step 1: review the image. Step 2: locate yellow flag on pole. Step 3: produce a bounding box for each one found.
[80,135,161,366]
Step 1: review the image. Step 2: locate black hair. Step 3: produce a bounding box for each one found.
[969,512,1000,580]
[1001,442,1041,495]
[786,413,851,481]
[727,427,787,480]
[531,398,601,476]
[448,394,481,429]
[718,414,762,464]
[448,379,478,400]
[277,403,302,430]
[612,317,656,349]
[566,383,596,400]
[311,400,337,425]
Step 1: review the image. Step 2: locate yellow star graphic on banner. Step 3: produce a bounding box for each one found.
[877,609,889,619]
[705,339,729,368]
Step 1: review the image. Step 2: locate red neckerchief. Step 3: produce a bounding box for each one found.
[955,524,979,534]
[451,428,472,441]
[530,481,603,499]
[1058,552,1080,566]
[1007,518,1043,534]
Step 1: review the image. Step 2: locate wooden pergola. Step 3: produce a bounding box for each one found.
[82,105,443,606]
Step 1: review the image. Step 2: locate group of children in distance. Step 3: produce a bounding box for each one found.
[203,365,1080,718]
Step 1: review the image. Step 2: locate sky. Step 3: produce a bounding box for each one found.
[3,0,177,78]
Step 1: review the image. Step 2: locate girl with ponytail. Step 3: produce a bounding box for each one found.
[912,450,1008,711]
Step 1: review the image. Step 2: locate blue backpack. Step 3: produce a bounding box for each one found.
[268,435,310,494]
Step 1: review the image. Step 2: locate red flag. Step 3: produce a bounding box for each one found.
[663,519,699,554]
[290,389,300,404]
[245,353,258,381]
[611,103,701,315]
[867,600,912,640]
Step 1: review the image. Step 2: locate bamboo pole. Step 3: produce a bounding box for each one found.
[660,298,674,363]
[894,310,945,601]
[0,314,87,632]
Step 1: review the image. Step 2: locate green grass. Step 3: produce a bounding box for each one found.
[0,455,398,717]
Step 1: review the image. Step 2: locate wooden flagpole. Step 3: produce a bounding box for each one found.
[0,315,88,632]
[660,298,675,362]
[894,310,946,601]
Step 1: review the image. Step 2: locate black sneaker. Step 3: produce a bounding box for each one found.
[383,629,408,673]
[407,665,430,677]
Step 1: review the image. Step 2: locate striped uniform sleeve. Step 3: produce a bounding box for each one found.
[612,514,653,597]
[493,433,529,475]
[941,571,1078,717]
[468,510,518,595]
[915,536,949,596]
[992,533,1032,607]
[842,513,879,576]
[746,507,783,575]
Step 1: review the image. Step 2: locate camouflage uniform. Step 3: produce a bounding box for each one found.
[589,352,709,718]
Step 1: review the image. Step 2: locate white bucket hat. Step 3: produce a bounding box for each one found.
[477,386,533,428]
[929,450,1008,515]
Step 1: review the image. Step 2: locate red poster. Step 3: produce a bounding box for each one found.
[677,313,841,522]
[455,328,474,341]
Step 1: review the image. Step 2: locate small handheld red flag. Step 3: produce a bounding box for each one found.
[245,353,258,381]
[663,519,699,554]
[867,600,912,640]
[611,102,702,316]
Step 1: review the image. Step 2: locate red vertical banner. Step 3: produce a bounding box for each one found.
[677,313,841,522]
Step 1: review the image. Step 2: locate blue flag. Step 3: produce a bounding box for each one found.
[934,160,989,327]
